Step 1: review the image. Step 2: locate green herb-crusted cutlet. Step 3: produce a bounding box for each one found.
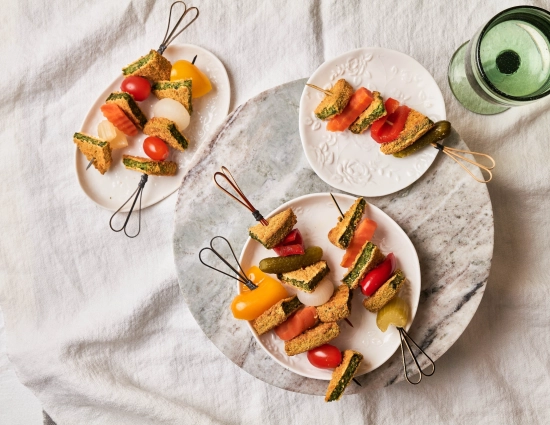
[325,350,363,402]
[314,79,353,120]
[317,284,352,322]
[106,92,148,130]
[249,208,297,249]
[380,109,434,155]
[349,91,386,134]
[122,49,172,82]
[122,155,177,176]
[152,79,193,114]
[284,322,340,356]
[328,197,366,249]
[363,270,406,312]
[73,132,112,175]
[278,261,330,293]
[342,242,384,290]
[251,296,303,336]
[143,117,189,152]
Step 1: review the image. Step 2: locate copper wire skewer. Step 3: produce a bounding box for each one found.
[214,166,269,226]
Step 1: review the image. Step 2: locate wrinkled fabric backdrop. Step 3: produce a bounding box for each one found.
[1,0,549,424]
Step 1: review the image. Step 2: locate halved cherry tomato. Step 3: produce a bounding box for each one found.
[274,306,318,341]
[371,98,410,143]
[307,344,342,369]
[340,219,378,268]
[273,229,305,257]
[360,253,396,296]
[120,76,151,101]
[326,88,373,132]
[233,266,289,320]
[143,136,169,161]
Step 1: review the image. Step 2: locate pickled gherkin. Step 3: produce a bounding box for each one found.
[393,120,451,158]
[259,246,323,274]
[376,296,409,332]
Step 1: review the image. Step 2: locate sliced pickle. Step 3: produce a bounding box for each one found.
[376,297,410,332]
[393,120,451,158]
[259,246,323,274]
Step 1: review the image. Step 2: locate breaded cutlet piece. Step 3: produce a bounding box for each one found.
[317,284,352,322]
[277,261,330,293]
[363,270,406,312]
[349,91,386,134]
[122,50,172,82]
[73,132,112,175]
[325,350,363,402]
[251,296,303,336]
[314,79,354,121]
[143,117,190,151]
[379,109,434,155]
[152,79,193,114]
[342,242,384,290]
[106,92,148,130]
[284,322,340,356]
[249,208,297,250]
[328,197,366,250]
[122,155,177,176]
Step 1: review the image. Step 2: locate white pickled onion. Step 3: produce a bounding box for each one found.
[152,98,190,131]
[297,277,335,306]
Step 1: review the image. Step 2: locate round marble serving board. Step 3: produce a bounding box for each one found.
[173,79,494,395]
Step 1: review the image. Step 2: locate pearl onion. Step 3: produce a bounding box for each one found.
[152,98,190,131]
[297,277,335,306]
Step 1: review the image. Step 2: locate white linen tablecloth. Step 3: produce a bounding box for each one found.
[1,0,550,424]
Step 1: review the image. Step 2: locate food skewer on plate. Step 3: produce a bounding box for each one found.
[307,81,496,182]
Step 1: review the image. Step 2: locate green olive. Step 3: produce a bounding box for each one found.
[393,120,451,158]
[259,246,323,274]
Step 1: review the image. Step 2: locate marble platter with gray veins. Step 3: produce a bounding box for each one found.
[173,79,493,395]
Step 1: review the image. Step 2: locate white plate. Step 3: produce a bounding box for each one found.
[299,47,446,197]
[239,193,420,380]
[75,44,230,211]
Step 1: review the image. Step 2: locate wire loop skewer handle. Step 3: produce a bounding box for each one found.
[158,1,199,54]
[433,143,495,183]
[198,236,257,290]
[109,174,148,238]
[213,166,268,226]
[398,327,435,385]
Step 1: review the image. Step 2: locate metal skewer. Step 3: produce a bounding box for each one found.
[214,166,269,226]
[199,236,258,290]
[398,327,435,384]
[109,174,148,238]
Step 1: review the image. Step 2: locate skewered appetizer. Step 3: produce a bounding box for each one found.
[325,350,363,402]
[310,78,439,157]
[75,50,214,174]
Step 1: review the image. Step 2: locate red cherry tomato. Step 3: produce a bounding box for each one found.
[143,136,169,161]
[307,344,342,369]
[120,76,151,101]
[360,253,396,296]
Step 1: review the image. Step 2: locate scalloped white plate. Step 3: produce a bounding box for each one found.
[239,193,421,380]
[299,47,446,197]
[75,44,230,211]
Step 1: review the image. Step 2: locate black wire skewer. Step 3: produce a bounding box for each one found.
[102,2,199,237]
